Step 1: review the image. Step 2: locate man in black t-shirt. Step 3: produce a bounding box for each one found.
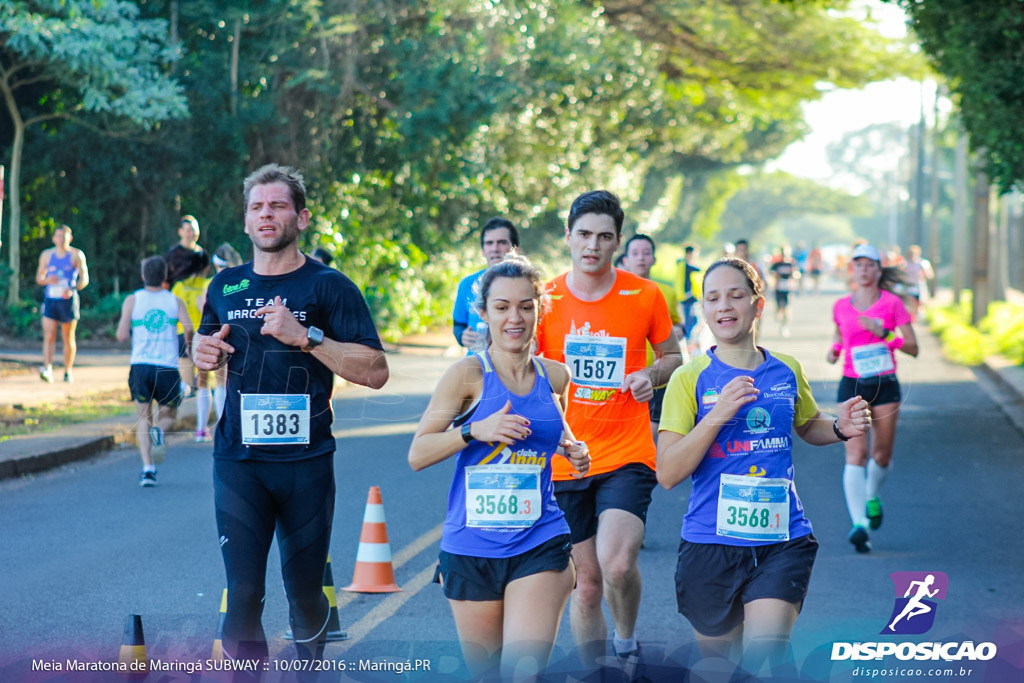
[193,164,389,664]
[165,214,210,288]
[769,245,800,338]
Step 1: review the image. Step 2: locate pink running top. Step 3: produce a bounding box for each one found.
[833,290,911,378]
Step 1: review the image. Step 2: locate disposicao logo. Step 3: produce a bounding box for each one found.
[831,570,997,663]
[882,571,948,635]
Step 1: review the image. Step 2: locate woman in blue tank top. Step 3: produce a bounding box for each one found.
[409,253,590,681]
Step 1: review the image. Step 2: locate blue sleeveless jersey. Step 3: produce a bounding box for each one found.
[441,352,571,558]
[43,251,78,300]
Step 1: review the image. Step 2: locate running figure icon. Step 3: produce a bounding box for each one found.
[887,574,939,632]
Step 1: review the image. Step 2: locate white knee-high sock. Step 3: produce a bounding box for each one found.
[196,388,212,432]
[213,387,226,421]
[866,460,890,500]
[843,464,868,527]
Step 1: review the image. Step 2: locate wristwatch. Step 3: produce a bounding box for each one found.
[460,422,476,444]
[833,419,851,442]
[302,326,324,352]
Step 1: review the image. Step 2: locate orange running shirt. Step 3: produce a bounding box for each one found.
[537,269,673,479]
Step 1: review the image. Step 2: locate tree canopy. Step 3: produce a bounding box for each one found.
[894,0,1024,192]
[0,0,187,303]
[1,0,914,339]
[716,171,870,248]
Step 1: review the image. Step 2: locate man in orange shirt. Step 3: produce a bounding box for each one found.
[536,190,682,672]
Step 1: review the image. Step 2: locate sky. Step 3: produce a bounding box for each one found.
[772,1,938,192]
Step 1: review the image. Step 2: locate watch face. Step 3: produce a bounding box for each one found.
[307,326,324,346]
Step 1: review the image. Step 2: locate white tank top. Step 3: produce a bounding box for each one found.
[130,289,180,368]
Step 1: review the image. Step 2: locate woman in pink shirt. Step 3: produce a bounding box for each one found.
[826,244,918,553]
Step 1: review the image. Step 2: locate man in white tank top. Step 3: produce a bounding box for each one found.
[116,256,193,487]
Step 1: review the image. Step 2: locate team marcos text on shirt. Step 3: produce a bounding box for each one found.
[536,269,673,480]
[199,257,383,461]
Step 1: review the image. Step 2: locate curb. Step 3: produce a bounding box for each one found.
[0,434,118,480]
[978,362,1022,399]
[976,358,1024,437]
[0,412,197,482]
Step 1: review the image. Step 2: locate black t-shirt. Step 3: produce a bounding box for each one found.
[199,256,383,461]
[770,260,797,292]
[166,245,210,286]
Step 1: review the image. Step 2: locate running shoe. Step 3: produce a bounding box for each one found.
[616,643,644,682]
[866,497,884,530]
[149,426,166,465]
[848,524,871,553]
[40,366,53,383]
[139,471,157,487]
[63,371,73,383]
[194,429,211,443]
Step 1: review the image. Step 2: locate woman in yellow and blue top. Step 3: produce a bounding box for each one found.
[657,257,872,678]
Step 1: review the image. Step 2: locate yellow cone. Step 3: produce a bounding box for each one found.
[211,588,228,660]
[118,614,147,672]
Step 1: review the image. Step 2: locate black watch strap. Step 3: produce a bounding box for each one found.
[460,422,475,444]
[833,419,851,442]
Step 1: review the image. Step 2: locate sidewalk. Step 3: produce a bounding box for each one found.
[0,329,462,480]
[2,319,1021,481]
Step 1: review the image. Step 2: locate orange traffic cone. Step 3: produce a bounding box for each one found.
[211,588,227,660]
[284,555,349,641]
[118,614,147,672]
[343,486,401,593]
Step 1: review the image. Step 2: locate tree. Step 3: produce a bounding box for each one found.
[894,0,1024,192]
[567,0,918,240]
[718,171,870,245]
[0,0,187,303]
[2,0,922,340]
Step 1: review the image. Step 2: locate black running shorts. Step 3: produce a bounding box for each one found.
[434,534,573,602]
[128,364,184,407]
[675,533,818,637]
[838,373,901,407]
[554,463,657,543]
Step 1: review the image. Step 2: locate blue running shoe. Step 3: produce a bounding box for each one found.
[848,525,871,553]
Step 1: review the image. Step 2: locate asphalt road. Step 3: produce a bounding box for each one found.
[1,292,1022,682]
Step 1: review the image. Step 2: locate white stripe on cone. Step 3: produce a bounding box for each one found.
[363,504,386,523]
[355,542,393,563]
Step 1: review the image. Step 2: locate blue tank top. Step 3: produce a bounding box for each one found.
[440,352,570,558]
[44,251,78,299]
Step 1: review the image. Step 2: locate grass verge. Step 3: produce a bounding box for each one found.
[0,388,135,440]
